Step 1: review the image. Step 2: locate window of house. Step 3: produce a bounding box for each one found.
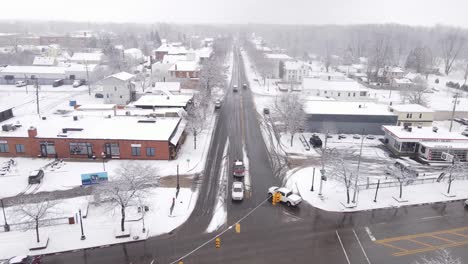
[131,146,141,156]
[406,113,410,118]
[69,142,93,155]
[146,147,155,156]
[338,92,341,96]
[0,143,9,153]
[114,86,117,91]
[15,144,25,153]
[419,113,422,118]
[348,92,351,96]
[324,91,327,94]
[120,95,123,99]
[40,142,56,155]
[106,94,109,98]
[353,93,356,97]
[360,92,367,96]
[409,113,413,118]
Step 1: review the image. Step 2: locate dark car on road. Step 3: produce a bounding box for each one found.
[95,93,104,98]
[309,135,323,148]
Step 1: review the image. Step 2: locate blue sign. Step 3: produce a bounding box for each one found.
[81,172,108,185]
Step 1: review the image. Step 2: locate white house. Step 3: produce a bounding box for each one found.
[302,75,369,99]
[282,61,310,83]
[265,53,294,78]
[391,78,414,89]
[388,104,434,127]
[102,72,136,105]
[33,56,58,66]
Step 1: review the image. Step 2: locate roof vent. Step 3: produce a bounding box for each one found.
[433,126,438,133]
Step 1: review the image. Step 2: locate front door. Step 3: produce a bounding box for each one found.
[40,144,47,157]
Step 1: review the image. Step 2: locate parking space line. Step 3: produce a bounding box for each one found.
[379,242,408,252]
[376,226,468,243]
[353,229,372,264]
[449,232,468,238]
[432,235,456,244]
[407,238,433,248]
[336,230,351,264]
[393,240,468,257]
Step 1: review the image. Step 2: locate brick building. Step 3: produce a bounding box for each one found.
[0,115,186,160]
[168,61,200,79]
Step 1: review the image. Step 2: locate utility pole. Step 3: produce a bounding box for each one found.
[352,130,365,203]
[319,131,329,196]
[1,199,9,232]
[449,93,459,132]
[35,79,40,116]
[84,60,91,96]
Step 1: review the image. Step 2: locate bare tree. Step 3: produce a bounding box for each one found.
[385,164,418,199]
[182,92,209,150]
[413,249,461,264]
[443,158,466,195]
[440,31,466,75]
[400,76,429,107]
[405,46,433,74]
[15,198,59,243]
[274,93,306,147]
[198,52,227,94]
[367,34,394,83]
[96,163,158,232]
[327,152,357,204]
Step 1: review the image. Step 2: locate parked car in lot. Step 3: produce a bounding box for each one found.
[28,169,44,184]
[214,100,222,109]
[462,129,468,136]
[454,118,463,124]
[52,79,64,87]
[2,255,42,264]
[233,160,245,177]
[268,187,302,207]
[309,134,323,148]
[338,134,347,139]
[263,108,270,115]
[233,85,238,92]
[232,181,244,201]
[393,160,419,176]
[366,135,376,140]
[15,80,27,87]
[72,79,84,88]
[353,134,360,139]
[95,93,104,98]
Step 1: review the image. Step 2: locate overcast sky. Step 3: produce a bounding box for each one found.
[3,0,468,28]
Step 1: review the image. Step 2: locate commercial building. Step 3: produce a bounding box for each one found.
[132,94,192,109]
[302,75,370,99]
[0,114,186,160]
[382,125,468,162]
[303,101,397,135]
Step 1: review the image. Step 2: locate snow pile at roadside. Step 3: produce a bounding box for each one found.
[285,166,468,212]
[0,187,197,258]
[206,139,229,233]
[242,145,251,192]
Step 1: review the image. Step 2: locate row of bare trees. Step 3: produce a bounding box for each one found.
[242,38,275,84]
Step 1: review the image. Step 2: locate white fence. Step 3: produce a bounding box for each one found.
[357,175,468,191]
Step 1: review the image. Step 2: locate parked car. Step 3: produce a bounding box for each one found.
[394,160,419,176]
[353,134,360,139]
[214,100,222,109]
[454,118,463,124]
[15,81,27,87]
[326,134,333,139]
[338,134,347,139]
[233,160,245,177]
[263,108,270,115]
[72,79,84,88]
[309,135,323,148]
[52,79,64,87]
[242,83,248,89]
[366,135,376,140]
[3,255,42,264]
[28,169,44,184]
[462,129,468,136]
[233,85,238,92]
[267,187,302,207]
[465,200,468,208]
[231,181,244,201]
[95,93,104,98]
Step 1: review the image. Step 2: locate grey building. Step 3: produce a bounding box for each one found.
[303,101,398,135]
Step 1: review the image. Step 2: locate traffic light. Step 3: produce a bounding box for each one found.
[235,223,240,233]
[272,192,281,205]
[215,237,221,248]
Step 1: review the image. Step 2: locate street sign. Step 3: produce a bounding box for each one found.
[81,172,108,185]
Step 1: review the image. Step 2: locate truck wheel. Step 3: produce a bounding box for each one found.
[287,202,291,207]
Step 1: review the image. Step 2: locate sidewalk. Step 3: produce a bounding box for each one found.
[285,166,468,212]
[0,187,197,259]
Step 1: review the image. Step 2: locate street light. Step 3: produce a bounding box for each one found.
[79,209,86,240]
[101,152,106,171]
[1,199,9,232]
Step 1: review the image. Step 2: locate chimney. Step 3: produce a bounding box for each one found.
[28,126,37,138]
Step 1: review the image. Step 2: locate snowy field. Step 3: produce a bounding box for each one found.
[285,166,468,212]
[0,187,197,258]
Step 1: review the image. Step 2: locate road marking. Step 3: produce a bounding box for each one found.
[365,226,376,241]
[407,238,433,247]
[432,235,456,244]
[336,230,351,264]
[353,229,372,264]
[376,226,468,243]
[150,260,155,264]
[422,215,444,220]
[379,242,408,252]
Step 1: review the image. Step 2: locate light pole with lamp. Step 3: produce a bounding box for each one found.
[1,199,9,232]
[79,209,86,240]
[101,152,106,171]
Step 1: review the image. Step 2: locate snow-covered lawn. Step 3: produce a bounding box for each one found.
[0,187,196,258]
[206,139,229,233]
[285,166,468,212]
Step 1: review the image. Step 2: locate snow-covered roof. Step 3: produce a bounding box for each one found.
[154,82,181,92]
[302,77,368,92]
[383,126,468,141]
[33,56,57,66]
[124,48,144,60]
[162,54,187,64]
[0,114,182,141]
[169,61,200,72]
[393,78,413,84]
[303,101,395,116]
[104,72,135,81]
[389,104,434,113]
[170,120,186,146]
[133,94,192,108]
[265,53,293,60]
[0,65,65,74]
[196,47,213,58]
[64,63,98,73]
[76,104,116,111]
[70,52,103,62]
[284,61,308,71]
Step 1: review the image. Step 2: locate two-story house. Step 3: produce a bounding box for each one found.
[102,72,136,105]
[389,104,434,127]
[282,61,310,83]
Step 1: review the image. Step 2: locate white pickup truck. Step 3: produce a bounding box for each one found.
[268,187,302,207]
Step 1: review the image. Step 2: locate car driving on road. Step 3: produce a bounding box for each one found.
[233,160,245,177]
[232,181,244,201]
[268,187,302,207]
[233,85,238,92]
[215,99,222,109]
